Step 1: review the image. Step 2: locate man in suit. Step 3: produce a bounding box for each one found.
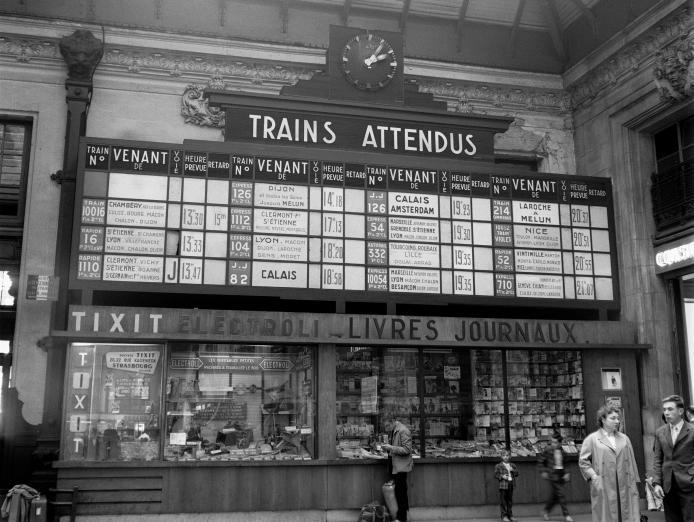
[653,394,694,522]
[382,416,414,522]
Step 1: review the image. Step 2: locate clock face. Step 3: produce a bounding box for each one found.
[341,33,398,91]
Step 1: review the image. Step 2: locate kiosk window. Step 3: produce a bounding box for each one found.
[164,344,315,461]
[506,350,585,455]
[336,347,584,459]
[62,343,163,462]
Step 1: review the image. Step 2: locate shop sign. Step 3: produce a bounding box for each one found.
[654,234,694,274]
[105,351,159,374]
[169,354,294,372]
[66,306,642,349]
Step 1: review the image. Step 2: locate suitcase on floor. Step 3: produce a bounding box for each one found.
[29,494,47,522]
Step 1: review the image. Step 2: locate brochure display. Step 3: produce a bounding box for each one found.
[337,347,585,459]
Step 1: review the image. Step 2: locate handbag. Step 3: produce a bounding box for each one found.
[381,480,398,519]
[358,501,387,522]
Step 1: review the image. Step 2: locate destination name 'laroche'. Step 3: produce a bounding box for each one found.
[248,114,477,157]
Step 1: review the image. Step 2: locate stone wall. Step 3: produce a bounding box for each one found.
[566,4,694,471]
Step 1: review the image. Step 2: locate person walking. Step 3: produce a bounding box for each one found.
[494,449,519,522]
[539,431,573,521]
[652,394,694,522]
[381,416,413,522]
[578,404,641,522]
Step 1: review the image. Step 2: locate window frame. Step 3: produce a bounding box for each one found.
[0,118,32,227]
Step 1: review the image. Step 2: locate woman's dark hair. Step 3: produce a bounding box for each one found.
[596,404,621,428]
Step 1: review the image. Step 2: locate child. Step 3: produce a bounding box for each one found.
[538,432,573,522]
[494,449,519,522]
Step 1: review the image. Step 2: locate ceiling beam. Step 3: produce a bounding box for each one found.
[566,0,598,36]
[541,0,566,63]
[456,0,469,52]
[218,0,226,27]
[400,0,412,31]
[509,0,526,54]
[341,0,352,25]
[280,0,289,33]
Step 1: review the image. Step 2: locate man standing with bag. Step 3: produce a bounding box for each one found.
[652,394,694,522]
[382,416,413,522]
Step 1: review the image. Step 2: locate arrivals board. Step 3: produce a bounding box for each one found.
[71,140,618,307]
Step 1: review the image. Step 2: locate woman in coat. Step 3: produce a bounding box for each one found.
[579,404,641,522]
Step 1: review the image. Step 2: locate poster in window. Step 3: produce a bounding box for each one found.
[360,375,378,414]
[601,368,622,390]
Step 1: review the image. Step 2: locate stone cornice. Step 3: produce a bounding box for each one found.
[566,5,693,110]
[415,79,571,117]
[0,15,570,116]
[563,0,689,85]
[0,15,326,65]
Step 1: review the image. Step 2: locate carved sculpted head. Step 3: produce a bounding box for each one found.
[59,29,104,81]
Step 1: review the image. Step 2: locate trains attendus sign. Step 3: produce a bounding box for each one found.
[65,306,641,349]
[225,106,488,160]
[209,92,510,161]
[72,138,619,308]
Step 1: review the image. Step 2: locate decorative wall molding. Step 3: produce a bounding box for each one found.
[0,34,318,89]
[567,6,693,109]
[181,83,225,128]
[1,31,572,118]
[653,33,694,102]
[0,34,60,63]
[59,29,103,81]
[416,79,571,116]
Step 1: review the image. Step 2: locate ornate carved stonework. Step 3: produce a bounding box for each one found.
[59,29,103,81]
[493,118,576,175]
[0,35,60,63]
[181,83,225,128]
[653,33,693,102]
[494,118,547,159]
[417,80,572,116]
[0,31,572,117]
[568,6,693,109]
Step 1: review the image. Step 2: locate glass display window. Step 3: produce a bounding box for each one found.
[421,349,474,458]
[164,343,315,461]
[336,346,419,459]
[336,347,585,460]
[505,350,584,457]
[62,343,163,462]
[470,349,506,456]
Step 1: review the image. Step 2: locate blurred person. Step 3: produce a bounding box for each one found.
[539,431,573,522]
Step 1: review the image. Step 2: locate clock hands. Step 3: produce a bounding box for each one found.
[363,41,387,68]
[364,53,391,67]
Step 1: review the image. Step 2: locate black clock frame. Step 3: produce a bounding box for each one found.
[340,32,398,92]
[328,25,404,104]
